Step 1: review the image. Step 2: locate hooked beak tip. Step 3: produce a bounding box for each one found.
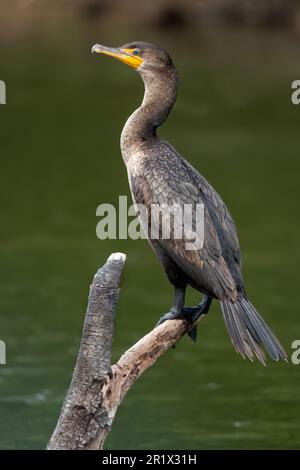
[91,44,100,54]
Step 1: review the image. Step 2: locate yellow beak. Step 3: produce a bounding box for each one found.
[91,44,143,69]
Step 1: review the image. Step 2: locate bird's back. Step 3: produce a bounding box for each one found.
[126,137,244,300]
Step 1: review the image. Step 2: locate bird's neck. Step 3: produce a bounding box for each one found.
[121,68,178,160]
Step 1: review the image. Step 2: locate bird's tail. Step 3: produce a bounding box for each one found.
[220,297,287,364]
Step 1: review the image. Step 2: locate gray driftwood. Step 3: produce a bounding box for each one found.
[47,252,203,450]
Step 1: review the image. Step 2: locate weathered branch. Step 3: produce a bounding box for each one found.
[48,252,203,450]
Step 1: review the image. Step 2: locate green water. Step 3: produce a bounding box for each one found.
[0,28,300,449]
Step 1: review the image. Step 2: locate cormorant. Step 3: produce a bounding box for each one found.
[92,41,287,364]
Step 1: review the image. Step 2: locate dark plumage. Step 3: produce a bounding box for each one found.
[92,41,287,363]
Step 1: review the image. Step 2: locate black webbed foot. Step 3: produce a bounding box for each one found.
[182,298,211,323]
[155,290,212,345]
[155,308,182,328]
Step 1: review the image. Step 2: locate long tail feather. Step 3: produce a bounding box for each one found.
[220,297,287,364]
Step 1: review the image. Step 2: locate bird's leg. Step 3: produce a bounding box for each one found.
[155,286,186,327]
[183,295,212,343]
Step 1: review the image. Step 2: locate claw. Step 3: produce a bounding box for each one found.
[188,325,197,343]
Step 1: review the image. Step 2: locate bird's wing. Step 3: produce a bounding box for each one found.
[129,152,237,300]
[184,159,241,266]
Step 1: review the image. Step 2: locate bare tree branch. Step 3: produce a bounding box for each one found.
[48,252,203,450]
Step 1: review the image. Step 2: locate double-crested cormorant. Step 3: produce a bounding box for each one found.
[92,41,287,364]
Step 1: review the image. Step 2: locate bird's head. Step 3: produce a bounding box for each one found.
[92,41,178,123]
[91,41,176,77]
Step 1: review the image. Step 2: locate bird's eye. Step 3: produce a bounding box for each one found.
[132,49,140,56]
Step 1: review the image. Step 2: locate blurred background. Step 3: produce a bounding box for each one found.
[1,0,300,450]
